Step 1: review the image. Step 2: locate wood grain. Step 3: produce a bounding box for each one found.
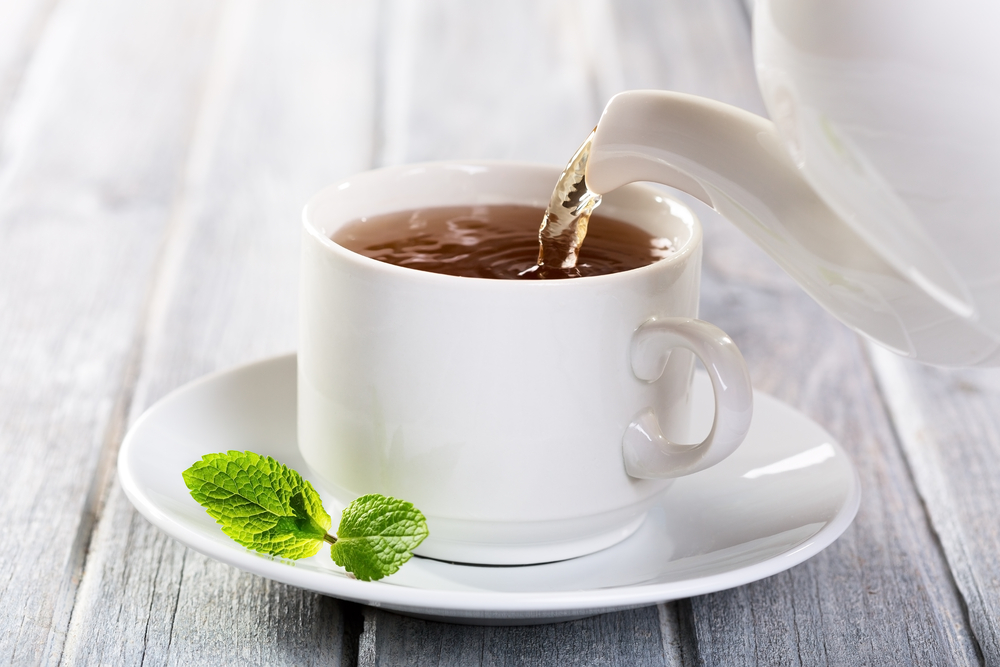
[375,0,609,168]
[363,607,665,667]
[871,346,1000,665]
[0,0,59,125]
[612,0,763,114]
[0,0,224,662]
[59,1,379,664]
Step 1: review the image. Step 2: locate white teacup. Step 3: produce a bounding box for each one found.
[298,161,752,565]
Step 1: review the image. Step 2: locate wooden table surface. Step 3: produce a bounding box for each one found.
[2,0,998,664]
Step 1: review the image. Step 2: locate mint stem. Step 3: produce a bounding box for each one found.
[323,533,338,545]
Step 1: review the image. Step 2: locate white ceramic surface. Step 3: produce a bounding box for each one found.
[588,0,1000,367]
[756,0,1000,338]
[299,162,752,564]
[118,354,860,625]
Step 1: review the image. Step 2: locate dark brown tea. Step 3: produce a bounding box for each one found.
[332,205,675,280]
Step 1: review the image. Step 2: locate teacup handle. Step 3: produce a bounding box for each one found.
[624,317,752,479]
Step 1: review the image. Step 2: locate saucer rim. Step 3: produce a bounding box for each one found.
[118,353,861,617]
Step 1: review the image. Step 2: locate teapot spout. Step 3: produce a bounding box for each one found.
[586,90,1000,367]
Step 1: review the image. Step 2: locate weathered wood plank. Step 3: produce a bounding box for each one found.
[59,0,380,664]
[374,0,607,168]
[870,346,1000,665]
[612,0,764,115]
[0,0,59,125]
[0,0,225,663]
[363,607,665,667]
[613,0,982,664]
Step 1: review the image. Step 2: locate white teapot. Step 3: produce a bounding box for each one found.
[587,0,1000,367]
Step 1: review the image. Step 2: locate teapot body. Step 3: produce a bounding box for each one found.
[586,2,1000,367]
[755,0,1000,347]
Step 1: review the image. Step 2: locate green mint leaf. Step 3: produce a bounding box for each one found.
[330,494,429,581]
[183,451,331,560]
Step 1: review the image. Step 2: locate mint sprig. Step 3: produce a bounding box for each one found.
[182,451,429,580]
[330,494,429,581]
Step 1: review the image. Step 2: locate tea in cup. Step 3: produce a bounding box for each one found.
[298,161,752,565]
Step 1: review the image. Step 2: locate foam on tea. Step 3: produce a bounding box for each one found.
[332,204,674,280]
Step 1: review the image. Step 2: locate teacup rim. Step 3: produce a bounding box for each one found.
[301,159,702,288]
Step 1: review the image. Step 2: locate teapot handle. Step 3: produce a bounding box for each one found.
[586,90,999,366]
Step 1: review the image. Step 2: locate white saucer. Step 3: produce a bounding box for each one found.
[119,354,860,625]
